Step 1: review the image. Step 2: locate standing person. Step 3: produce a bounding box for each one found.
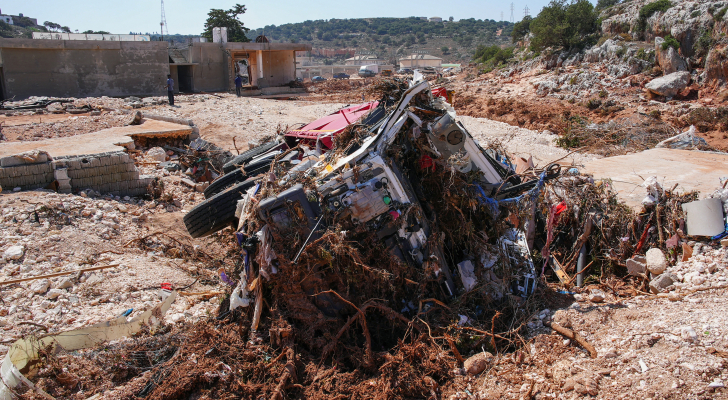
[235,75,243,97]
[166,74,175,106]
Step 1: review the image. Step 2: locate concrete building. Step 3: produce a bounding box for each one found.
[0,10,37,26]
[0,38,311,100]
[0,15,12,25]
[32,32,151,41]
[398,54,443,68]
[429,17,443,23]
[345,55,386,66]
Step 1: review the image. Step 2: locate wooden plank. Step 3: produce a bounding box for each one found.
[0,264,119,286]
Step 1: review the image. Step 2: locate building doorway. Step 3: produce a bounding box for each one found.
[177,66,193,93]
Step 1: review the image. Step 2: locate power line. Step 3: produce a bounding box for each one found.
[160,0,169,40]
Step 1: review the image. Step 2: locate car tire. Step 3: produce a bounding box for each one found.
[206,158,275,199]
[204,168,245,199]
[222,141,279,174]
[184,179,258,238]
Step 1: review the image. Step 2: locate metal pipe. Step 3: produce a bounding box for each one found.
[576,244,587,287]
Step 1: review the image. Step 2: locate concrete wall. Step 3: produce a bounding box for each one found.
[0,39,169,99]
[0,151,152,197]
[187,43,227,92]
[188,42,309,92]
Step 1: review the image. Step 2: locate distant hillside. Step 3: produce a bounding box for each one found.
[247,17,514,64]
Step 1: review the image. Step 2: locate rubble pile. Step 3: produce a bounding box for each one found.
[0,188,225,350]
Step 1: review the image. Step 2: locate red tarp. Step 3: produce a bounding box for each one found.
[432,87,447,99]
[285,101,379,150]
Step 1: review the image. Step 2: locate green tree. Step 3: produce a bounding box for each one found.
[61,26,71,33]
[529,0,598,51]
[12,16,35,27]
[202,3,250,42]
[43,21,61,32]
[511,15,532,43]
[441,46,450,53]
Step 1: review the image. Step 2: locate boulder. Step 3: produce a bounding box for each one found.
[645,71,691,98]
[46,289,64,300]
[645,248,667,275]
[705,46,728,84]
[464,352,494,375]
[146,147,167,163]
[655,37,688,75]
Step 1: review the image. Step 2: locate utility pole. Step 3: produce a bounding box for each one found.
[524,5,530,18]
[160,0,169,41]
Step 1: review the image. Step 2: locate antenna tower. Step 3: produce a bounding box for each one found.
[524,5,530,18]
[510,3,515,23]
[160,0,169,40]
[501,11,504,22]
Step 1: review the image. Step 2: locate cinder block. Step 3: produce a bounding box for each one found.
[54,168,69,181]
[0,156,22,167]
[99,156,109,167]
[120,153,130,163]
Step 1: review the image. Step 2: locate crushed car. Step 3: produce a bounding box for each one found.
[185,78,560,303]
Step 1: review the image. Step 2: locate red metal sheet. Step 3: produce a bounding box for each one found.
[286,101,379,150]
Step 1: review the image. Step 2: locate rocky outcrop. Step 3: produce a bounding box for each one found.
[655,37,689,74]
[645,71,691,97]
[705,45,728,83]
[601,0,725,58]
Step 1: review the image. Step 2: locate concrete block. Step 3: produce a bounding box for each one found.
[0,156,22,167]
[93,176,103,186]
[54,168,69,181]
[0,168,7,179]
[69,159,81,170]
[120,153,130,163]
[100,156,110,167]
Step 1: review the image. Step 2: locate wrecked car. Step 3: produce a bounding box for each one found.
[185,78,559,300]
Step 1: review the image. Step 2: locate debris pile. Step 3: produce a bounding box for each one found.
[2,79,727,399]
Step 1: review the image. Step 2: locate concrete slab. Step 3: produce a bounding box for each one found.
[583,148,728,210]
[0,119,192,158]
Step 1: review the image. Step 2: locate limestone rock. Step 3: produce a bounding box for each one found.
[706,46,728,84]
[3,245,25,260]
[57,278,74,289]
[646,248,667,275]
[31,279,50,294]
[626,255,646,276]
[589,289,606,303]
[47,289,64,299]
[463,352,494,375]
[649,273,676,294]
[146,147,167,163]
[126,110,142,126]
[655,37,688,75]
[645,71,690,98]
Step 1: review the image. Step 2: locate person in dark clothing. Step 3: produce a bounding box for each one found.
[235,75,243,97]
[166,74,175,106]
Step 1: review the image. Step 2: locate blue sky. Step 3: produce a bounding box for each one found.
[1,0,573,35]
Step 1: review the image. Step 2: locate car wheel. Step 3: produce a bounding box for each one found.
[222,141,280,174]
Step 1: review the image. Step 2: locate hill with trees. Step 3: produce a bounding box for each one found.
[246,17,514,64]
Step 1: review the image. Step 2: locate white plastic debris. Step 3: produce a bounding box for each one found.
[229,271,251,311]
[641,176,663,206]
[457,260,477,292]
